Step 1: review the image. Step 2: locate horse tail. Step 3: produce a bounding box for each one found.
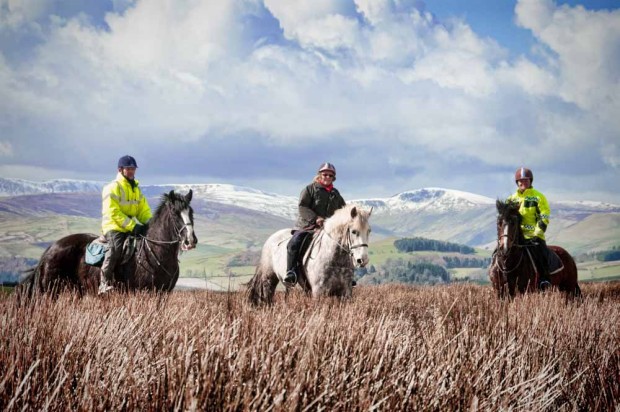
[246,264,279,306]
[16,264,41,300]
[246,266,264,306]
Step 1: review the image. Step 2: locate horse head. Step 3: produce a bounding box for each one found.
[496,199,521,253]
[156,189,198,251]
[324,205,372,268]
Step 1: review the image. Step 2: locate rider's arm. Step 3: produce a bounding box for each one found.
[298,185,318,226]
[136,189,152,225]
[534,192,550,238]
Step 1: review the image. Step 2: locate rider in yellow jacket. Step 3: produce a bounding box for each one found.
[507,167,552,289]
[99,155,152,294]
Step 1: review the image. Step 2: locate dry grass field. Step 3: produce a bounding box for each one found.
[1,283,619,411]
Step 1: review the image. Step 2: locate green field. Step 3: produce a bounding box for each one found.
[3,216,618,288]
[576,261,620,282]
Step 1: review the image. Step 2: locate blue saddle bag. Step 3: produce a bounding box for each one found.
[86,240,108,267]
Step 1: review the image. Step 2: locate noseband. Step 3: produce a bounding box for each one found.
[323,228,368,262]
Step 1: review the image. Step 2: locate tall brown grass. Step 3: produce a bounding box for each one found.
[1,283,619,411]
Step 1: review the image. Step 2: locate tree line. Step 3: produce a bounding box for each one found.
[394,237,475,254]
[579,246,620,262]
[357,258,450,285]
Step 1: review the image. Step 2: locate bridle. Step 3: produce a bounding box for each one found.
[495,215,525,275]
[136,206,195,277]
[322,227,368,265]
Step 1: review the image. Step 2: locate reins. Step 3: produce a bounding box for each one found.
[134,207,192,280]
[495,216,537,275]
[319,227,368,268]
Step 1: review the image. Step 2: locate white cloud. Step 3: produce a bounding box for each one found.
[0,0,50,30]
[0,0,618,202]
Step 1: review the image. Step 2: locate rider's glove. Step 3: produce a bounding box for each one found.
[132,224,148,236]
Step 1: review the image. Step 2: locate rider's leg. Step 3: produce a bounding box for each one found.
[285,231,308,285]
[99,230,125,294]
[535,239,551,290]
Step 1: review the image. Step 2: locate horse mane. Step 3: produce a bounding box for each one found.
[324,204,370,238]
[152,190,192,221]
[496,199,520,221]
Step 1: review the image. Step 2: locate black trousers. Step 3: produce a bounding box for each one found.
[287,230,312,271]
[529,238,550,280]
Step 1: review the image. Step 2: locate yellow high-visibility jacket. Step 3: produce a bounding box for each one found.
[507,187,550,240]
[101,173,152,234]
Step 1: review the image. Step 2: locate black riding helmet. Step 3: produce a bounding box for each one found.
[118,155,138,168]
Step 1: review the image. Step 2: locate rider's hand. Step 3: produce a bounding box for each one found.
[132,224,148,236]
[315,217,325,228]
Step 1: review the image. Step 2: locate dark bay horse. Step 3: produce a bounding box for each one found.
[489,200,580,299]
[20,190,198,296]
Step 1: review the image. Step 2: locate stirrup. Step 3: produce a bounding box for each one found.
[539,280,551,291]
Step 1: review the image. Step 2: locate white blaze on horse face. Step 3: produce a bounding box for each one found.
[350,223,370,268]
[502,221,510,252]
[180,209,195,250]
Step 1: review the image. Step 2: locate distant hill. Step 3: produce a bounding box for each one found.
[1,178,619,256]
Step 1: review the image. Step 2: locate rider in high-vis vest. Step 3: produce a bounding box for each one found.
[99,155,152,294]
[507,167,552,290]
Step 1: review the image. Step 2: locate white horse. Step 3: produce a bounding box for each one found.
[247,205,372,305]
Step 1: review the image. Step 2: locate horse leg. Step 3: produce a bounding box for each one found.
[507,277,517,299]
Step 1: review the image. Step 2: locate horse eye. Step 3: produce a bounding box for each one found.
[352,230,358,236]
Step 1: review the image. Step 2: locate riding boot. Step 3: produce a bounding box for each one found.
[284,242,298,285]
[535,239,551,291]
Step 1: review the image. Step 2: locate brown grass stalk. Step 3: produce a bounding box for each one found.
[0,283,619,411]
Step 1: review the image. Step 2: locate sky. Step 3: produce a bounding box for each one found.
[1,0,619,203]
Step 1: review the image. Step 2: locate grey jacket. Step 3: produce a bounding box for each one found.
[295,182,346,229]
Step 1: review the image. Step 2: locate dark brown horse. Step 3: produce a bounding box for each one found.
[20,190,198,296]
[489,200,580,299]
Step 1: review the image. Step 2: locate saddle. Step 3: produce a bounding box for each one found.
[85,235,139,267]
[490,243,564,280]
[527,245,564,275]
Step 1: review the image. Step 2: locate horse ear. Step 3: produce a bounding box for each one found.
[350,206,357,219]
[186,189,193,203]
[169,190,175,198]
[496,199,502,212]
[369,206,373,217]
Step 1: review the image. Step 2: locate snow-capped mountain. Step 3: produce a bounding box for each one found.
[352,188,495,214]
[0,178,618,251]
[0,178,298,221]
[0,178,105,196]
[169,183,298,220]
[2,178,618,217]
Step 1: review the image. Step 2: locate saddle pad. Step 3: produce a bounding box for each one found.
[85,239,108,267]
[548,249,564,275]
